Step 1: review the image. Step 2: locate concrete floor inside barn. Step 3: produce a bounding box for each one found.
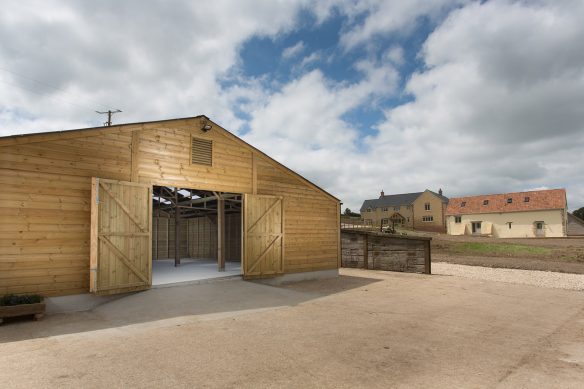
[152,259,242,286]
[2,268,584,388]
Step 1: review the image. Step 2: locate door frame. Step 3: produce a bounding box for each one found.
[471,221,482,234]
[149,184,245,278]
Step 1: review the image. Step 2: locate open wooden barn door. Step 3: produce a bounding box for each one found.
[243,194,283,279]
[90,178,152,295]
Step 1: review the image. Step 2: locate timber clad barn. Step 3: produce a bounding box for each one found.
[0,116,341,298]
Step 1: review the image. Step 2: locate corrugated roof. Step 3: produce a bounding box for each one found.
[445,189,567,216]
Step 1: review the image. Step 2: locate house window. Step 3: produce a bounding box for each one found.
[507,198,513,204]
[382,207,388,211]
[507,222,512,229]
[524,197,530,203]
[535,221,544,230]
[366,208,371,212]
[483,199,489,205]
[455,216,462,223]
[381,218,389,225]
[394,206,400,211]
[461,202,466,207]
[364,219,372,225]
[424,203,431,211]
[422,216,434,222]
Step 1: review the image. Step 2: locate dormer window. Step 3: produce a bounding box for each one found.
[461,201,466,207]
[507,198,513,204]
[524,196,530,203]
[483,200,489,205]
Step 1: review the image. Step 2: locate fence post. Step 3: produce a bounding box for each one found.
[424,239,431,274]
[363,233,369,269]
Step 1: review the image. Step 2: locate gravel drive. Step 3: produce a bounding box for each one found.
[433,262,584,291]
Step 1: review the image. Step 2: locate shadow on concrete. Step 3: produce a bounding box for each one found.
[0,274,381,343]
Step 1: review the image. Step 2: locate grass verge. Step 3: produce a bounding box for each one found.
[450,242,552,256]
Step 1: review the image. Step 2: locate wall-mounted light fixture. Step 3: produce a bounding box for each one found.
[201,123,212,132]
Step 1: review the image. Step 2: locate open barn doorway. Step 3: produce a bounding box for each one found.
[151,186,242,286]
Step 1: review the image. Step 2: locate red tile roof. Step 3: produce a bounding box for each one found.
[445,189,566,216]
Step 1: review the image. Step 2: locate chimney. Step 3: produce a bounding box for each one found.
[380,189,385,198]
[438,188,443,196]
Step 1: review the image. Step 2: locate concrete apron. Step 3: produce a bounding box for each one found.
[45,269,339,314]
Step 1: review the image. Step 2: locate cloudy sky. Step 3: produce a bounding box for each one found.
[1,0,583,211]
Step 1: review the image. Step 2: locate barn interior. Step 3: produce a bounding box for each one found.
[151,186,242,285]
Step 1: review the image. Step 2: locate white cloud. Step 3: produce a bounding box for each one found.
[339,0,468,50]
[365,0,584,210]
[244,60,400,203]
[298,52,322,69]
[282,41,305,59]
[384,45,404,66]
[0,0,311,135]
[1,0,583,213]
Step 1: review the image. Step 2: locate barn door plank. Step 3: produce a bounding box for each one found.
[90,177,152,295]
[99,235,149,284]
[243,194,283,279]
[99,182,148,232]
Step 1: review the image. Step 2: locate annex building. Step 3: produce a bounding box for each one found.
[445,189,568,238]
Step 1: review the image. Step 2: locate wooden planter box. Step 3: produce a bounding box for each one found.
[0,303,45,324]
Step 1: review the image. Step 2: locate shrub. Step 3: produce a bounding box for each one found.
[0,294,44,306]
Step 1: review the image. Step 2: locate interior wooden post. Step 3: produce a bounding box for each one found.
[155,192,159,260]
[186,218,190,258]
[174,187,180,267]
[217,195,226,271]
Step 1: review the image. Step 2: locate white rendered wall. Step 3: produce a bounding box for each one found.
[446,209,566,237]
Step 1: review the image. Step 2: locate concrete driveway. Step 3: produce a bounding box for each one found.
[1,269,584,388]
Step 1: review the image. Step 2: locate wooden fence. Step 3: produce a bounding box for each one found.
[341,230,431,274]
[152,213,241,261]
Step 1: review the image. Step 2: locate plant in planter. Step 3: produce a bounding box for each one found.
[0,294,45,324]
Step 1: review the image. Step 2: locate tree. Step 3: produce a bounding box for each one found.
[574,206,584,220]
[343,208,360,217]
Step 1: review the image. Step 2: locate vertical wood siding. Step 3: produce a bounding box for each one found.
[152,214,241,261]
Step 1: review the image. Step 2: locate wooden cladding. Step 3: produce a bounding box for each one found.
[0,117,340,297]
[191,137,213,166]
[152,214,241,261]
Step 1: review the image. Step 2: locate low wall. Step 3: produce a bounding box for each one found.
[568,213,584,236]
[341,230,431,274]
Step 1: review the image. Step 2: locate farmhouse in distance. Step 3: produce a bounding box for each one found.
[360,189,449,232]
[445,189,568,238]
